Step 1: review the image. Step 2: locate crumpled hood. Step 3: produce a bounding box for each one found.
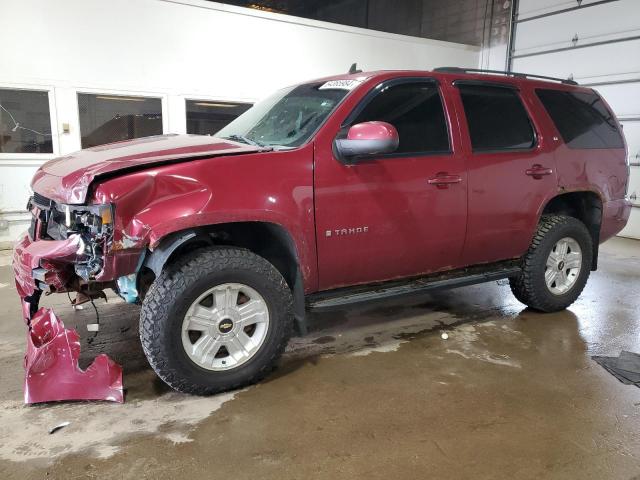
[31,134,262,204]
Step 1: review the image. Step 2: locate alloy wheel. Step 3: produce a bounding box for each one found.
[181,283,270,371]
[544,237,582,295]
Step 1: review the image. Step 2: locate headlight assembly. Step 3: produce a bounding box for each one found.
[47,203,114,241]
[45,203,114,280]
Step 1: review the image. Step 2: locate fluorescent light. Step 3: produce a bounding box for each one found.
[193,102,242,108]
[95,95,147,102]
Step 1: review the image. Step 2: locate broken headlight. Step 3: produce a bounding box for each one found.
[46,203,114,280]
[47,203,113,240]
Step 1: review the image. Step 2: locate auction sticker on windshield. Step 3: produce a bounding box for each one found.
[318,79,362,90]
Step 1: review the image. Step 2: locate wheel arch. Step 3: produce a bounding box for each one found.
[540,191,603,270]
[142,221,308,334]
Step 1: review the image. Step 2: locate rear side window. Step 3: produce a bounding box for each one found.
[536,89,624,149]
[352,81,450,155]
[458,84,535,152]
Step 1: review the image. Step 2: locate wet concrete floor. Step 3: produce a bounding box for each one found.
[0,237,639,479]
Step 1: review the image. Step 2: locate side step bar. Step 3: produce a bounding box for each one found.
[307,263,521,311]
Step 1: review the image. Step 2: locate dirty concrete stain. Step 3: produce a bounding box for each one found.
[0,390,237,463]
[312,335,335,344]
[445,348,521,368]
[443,323,524,368]
[287,309,458,358]
[349,339,407,356]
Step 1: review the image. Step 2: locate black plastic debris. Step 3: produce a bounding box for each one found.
[592,351,640,386]
[49,421,71,434]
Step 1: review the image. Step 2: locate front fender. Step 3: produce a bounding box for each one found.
[91,147,317,291]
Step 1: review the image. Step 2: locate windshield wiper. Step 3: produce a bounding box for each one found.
[224,134,264,147]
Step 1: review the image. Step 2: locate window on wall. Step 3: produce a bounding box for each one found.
[352,81,450,155]
[0,88,53,154]
[458,85,535,152]
[78,93,163,148]
[536,89,624,150]
[186,100,252,136]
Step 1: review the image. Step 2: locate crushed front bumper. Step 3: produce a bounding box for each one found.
[13,232,124,404]
[13,232,81,321]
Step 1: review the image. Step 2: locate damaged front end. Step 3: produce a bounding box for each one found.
[13,193,127,403]
[32,193,114,284]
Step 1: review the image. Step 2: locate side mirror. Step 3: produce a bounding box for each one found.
[334,121,399,162]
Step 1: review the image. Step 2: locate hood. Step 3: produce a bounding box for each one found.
[31,134,263,204]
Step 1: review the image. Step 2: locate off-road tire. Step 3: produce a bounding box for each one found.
[140,247,294,395]
[509,214,593,312]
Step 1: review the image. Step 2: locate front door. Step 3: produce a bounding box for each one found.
[314,78,468,290]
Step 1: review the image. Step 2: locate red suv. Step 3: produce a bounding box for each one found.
[14,67,631,395]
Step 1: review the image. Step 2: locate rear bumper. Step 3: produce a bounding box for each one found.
[600,198,632,243]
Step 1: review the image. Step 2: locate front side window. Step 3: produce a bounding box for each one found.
[352,81,450,155]
[186,100,252,136]
[536,89,624,149]
[0,88,53,153]
[216,82,350,149]
[78,93,163,148]
[458,84,535,152]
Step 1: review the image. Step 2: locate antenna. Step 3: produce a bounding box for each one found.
[348,63,362,74]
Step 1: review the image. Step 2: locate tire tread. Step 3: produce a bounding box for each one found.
[509,214,592,312]
[140,247,293,395]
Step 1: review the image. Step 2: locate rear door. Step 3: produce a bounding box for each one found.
[313,78,468,290]
[453,81,558,265]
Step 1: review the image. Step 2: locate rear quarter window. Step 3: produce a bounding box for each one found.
[536,89,624,149]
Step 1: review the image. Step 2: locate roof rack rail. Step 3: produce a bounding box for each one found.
[433,67,579,86]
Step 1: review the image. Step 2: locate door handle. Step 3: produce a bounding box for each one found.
[427,173,462,189]
[525,164,553,179]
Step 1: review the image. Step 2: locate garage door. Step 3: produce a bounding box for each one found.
[509,0,640,239]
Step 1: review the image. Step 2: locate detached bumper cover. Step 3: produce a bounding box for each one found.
[24,308,123,404]
[13,233,81,320]
[13,233,124,404]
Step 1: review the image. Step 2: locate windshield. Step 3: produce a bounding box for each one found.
[216,82,351,149]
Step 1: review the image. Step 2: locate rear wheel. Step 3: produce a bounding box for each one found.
[140,247,294,395]
[509,215,593,312]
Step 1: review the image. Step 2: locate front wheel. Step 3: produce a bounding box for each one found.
[509,215,593,312]
[140,247,294,395]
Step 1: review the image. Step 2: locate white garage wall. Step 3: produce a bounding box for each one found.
[508,0,640,239]
[0,0,479,247]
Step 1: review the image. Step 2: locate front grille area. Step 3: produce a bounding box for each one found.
[28,192,58,241]
[32,191,53,209]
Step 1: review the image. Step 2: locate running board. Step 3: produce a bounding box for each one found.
[307,263,521,311]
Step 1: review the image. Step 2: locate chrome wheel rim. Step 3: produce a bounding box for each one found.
[181,283,270,371]
[544,237,582,296]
